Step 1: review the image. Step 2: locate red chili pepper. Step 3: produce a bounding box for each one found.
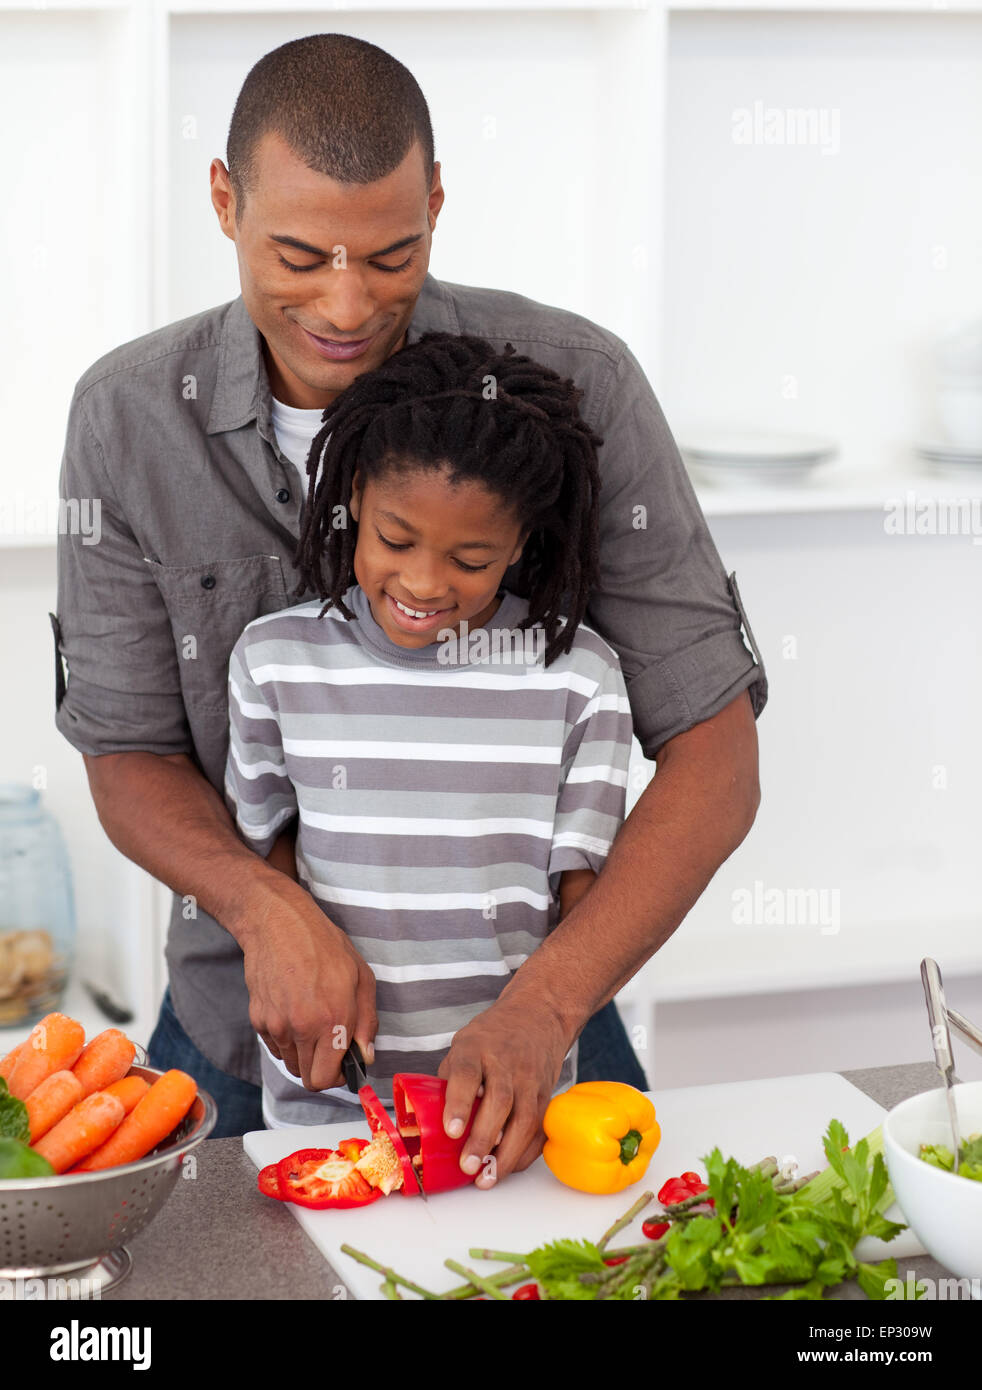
[275,1147,384,1210]
[390,1074,480,1196]
[642,1219,670,1240]
[512,1282,541,1299]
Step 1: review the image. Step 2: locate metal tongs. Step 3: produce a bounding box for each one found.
[920,958,982,1174]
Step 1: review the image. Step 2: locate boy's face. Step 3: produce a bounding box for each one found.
[210,132,444,410]
[348,468,527,650]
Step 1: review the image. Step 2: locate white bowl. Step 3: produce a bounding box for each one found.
[883,1081,982,1281]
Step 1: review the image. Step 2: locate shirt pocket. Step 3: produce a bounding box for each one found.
[145,553,290,714]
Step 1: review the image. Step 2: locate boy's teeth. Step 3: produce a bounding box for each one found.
[395,598,437,618]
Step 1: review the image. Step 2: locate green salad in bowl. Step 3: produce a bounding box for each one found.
[920,1132,982,1182]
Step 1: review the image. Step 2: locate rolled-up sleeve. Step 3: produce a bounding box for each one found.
[586,344,768,759]
[52,385,193,757]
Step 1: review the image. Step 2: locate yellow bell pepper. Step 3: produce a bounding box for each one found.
[542,1081,660,1194]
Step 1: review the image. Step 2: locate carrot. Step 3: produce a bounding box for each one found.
[74,1069,197,1172]
[24,1069,85,1143]
[1,1009,63,1082]
[71,1029,136,1097]
[103,1075,151,1114]
[0,1039,27,1082]
[7,1013,86,1101]
[33,1091,125,1173]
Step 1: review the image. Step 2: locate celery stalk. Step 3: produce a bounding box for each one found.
[795,1123,896,1214]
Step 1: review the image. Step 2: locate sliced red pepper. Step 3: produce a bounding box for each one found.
[642,1219,671,1240]
[392,1073,480,1196]
[603,1256,629,1266]
[337,1136,370,1163]
[276,1147,384,1210]
[512,1283,541,1299]
[358,1086,419,1197]
[257,1162,283,1199]
[680,1171,705,1189]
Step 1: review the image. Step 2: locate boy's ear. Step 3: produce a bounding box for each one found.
[508,528,529,567]
[349,469,361,524]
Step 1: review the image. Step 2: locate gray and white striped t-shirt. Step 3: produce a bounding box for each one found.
[224,583,634,1127]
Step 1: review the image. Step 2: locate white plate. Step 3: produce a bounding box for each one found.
[681,432,839,465]
[916,442,982,465]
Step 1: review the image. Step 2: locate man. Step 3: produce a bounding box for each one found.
[52,34,766,1184]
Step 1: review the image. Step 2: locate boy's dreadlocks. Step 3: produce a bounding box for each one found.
[292,330,604,666]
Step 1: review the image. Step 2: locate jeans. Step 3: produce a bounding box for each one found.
[576,999,650,1090]
[147,989,648,1139]
[147,987,264,1139]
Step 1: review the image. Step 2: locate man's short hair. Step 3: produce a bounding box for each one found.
[226,33,435,216]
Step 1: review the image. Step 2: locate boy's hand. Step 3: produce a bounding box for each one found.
[437,991,571,1188]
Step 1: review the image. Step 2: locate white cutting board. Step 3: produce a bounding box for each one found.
[243,1071,924,1299]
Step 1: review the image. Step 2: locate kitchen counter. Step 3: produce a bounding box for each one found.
[103,1061,952,1301]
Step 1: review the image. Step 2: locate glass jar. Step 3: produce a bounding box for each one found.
[0,784,76,1026]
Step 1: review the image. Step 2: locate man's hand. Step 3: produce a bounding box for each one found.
[437,989,572,1189]
[81,750,377,1092]
[236,874,378,1092]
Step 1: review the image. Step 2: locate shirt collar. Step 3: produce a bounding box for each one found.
[206,271,461,436]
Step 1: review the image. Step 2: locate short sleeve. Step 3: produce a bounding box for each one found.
[223,636,298,858]
[586,343,768,759]
[548,655,633,888]
[53,386,194,757]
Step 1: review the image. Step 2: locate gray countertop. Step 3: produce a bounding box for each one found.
[104,1061,952,1301]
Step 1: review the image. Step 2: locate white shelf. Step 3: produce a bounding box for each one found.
[692,463,982,515]
[625,916,982,1004]
[164,0,647,10]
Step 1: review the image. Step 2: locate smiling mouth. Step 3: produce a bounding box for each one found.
[391,596,450,619]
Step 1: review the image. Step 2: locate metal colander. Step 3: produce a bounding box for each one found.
[0,1064,217,1291]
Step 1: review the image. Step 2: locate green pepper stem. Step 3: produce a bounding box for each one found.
[619,1128,643,1164]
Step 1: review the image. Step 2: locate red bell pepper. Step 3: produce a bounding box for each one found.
[257,1075,482,1209]
[275,1147,384,1210]
[357,1085,420,1197]
[391,1073,480,1196]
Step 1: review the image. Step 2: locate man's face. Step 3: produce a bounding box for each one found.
[211,132,444,409]
[348,468,527,650]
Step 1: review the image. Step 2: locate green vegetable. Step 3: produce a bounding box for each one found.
[344,1117,914,1301]
[919,1132,982,1182]
[0,1136,55,1179]
[0,1077,30,1144]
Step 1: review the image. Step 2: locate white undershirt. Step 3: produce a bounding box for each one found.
[270,395,329,493]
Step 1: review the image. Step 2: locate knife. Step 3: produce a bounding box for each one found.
[340,1040,368,1094]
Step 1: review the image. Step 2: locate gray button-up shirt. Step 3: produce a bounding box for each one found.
[51,272,767,1086]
